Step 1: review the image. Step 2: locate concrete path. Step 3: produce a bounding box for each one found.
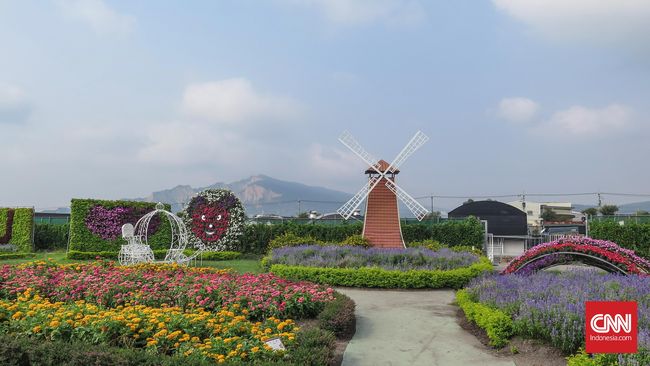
[337,288,515,366]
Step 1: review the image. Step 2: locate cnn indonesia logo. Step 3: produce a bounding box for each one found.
[585,301,637,354]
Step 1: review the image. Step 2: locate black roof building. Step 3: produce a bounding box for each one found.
[449,200,527,236]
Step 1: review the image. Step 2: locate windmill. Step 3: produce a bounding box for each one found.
[337,130,430,248]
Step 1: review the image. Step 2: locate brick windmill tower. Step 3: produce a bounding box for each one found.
[337,131,430,248]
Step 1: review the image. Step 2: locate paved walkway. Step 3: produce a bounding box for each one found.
[337,288,515,366]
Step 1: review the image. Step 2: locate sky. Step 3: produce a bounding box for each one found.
[1,0,650,211]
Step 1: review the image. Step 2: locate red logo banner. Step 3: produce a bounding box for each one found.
[585,301,637,354]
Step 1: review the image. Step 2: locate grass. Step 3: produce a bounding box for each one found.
[0,250,262,274]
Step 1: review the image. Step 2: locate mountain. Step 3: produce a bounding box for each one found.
[135,175,353,216]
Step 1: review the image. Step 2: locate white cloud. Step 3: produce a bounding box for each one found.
[56,0,135,35]
[537,104,632,137]
[492,0,650,46]
[497,97,539,123]
[286,0,426,27]
[0,83,31,124]
[307,143,361,176]
[182,78,303,124]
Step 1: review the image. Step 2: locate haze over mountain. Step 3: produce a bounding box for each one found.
[136,175,353,216]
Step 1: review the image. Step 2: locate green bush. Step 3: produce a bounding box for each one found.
[0,207,34,252]
[0,333,219,366]
[407,239,443,251]
[566,348,650,366]
[340,234,370,247]
[590,221,650,259]
[318,292,356,339]
[268,232,324,251]
[456,289,513,348]
[270,257,492,289]
[67,250,241,261]
[0,252,35,260]
[68,199,172,253]
[34,223,69,251]
[238,218,483,254]
[449,245,484,256]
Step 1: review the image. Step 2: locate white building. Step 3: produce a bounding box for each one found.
[507,201,573,227]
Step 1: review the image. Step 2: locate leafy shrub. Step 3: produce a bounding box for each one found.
[318,292,356,339]
[566,348,650,366]
[455,289,513,348]
[340,234,370,247]
[0,207,34,252]
[237,218,484,254]
[590,221,650,259]
[0,334,210,366]
[68,199,172,253]
[0,253,35,260]
[34,223,69,251]
[407,239,443,251]
[66,250,241,261]
[268,232,324,251]
[270,257,493,289]
[450,245,484,256]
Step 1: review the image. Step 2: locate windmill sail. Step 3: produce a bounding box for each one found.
[385,180,429,221]
[337,176,381,219]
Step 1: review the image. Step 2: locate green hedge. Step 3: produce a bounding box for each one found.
[455,289,513,348]
[0,252,36,260]
[34,223,69,251]
[68,199,172,253]
[67,250,241,261]
[269,257,492,289]
[238,218,483,254]
[566,348,650,366]
[589,221,650,259]
[0,207,34,252]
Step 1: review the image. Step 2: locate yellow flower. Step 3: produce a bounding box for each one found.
[11,311,23,320]
[32,325,42,333]
[251,346,259,353]
[49,320,60,327]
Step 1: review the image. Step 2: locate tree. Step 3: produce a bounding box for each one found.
[599,205,619,216]
[296,212,309,219]
[635,210,650,216]
[423,211,441,220]
[581,207,598,217]
[540,208,559,222]
[463,198,474,205]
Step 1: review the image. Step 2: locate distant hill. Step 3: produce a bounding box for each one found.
[134,175,353,216]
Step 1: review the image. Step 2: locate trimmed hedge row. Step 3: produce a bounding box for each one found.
[0,253,36,260]
[269,257,493,289]
[590,221,650,259]
[0,207,34,252]
[239,218,484,254]
[455,289,513,348]
[68,199,172,253]
[66,250,241,261]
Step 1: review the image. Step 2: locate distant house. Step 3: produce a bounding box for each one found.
[449,200,528,258]
[507,201,574,227]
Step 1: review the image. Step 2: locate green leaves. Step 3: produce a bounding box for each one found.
[456,289,513,348]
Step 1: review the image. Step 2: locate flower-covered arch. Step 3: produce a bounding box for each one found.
[502,237,650,275]
[182,189,245,251]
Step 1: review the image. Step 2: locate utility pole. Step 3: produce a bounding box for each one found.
[597,193,602,208]
[298,200,302,217]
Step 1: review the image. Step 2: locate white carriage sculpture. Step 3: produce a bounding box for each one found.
[118,202,202,265]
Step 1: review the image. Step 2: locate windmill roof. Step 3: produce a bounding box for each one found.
[365,159,400,174]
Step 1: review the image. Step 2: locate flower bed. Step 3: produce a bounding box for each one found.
[502,237,650,275]
[0,289,296,364]
[0,261,349,365]
[460,271,650,364]
[267,245,480,271]
[0,261,334,320]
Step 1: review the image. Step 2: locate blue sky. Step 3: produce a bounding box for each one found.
[1,0,649,210]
